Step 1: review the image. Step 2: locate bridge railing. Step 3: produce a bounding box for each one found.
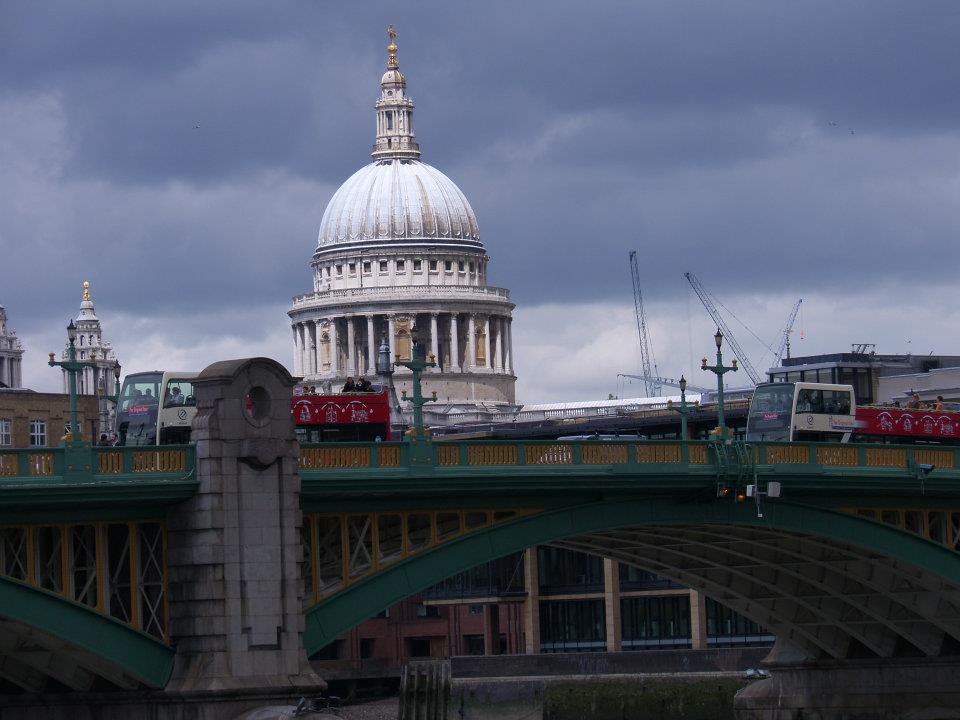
[299,440,717,471]
[0,444,196,482]
[298,439,960,475]
[754,442,957,471]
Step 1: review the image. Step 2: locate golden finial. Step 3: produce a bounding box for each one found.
[82,280,91,302]
[386,25,399,70]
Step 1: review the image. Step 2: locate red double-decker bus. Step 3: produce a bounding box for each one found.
[291,386,394,442]
[747,382,960,445]
[856,406,960,444]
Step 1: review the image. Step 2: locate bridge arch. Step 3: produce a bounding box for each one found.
[0,576,174,691]
[304,498,960,660]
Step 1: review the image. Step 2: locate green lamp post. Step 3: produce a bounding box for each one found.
[395,343,437,467]
[48,319,109,447]
[667,374,692,441]
[397,342,437,438]
[701,329,738,440]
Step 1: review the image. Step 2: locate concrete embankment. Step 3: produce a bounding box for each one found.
[453,674,744,720]
[400,648,766,720]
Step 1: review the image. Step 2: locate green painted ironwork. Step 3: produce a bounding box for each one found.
[701,329,739,439]
[667,376,692,440]
[303,496,960,656]
[396,342,437,467]
[299,439,960,509]
[0,575,174,688]
[0,445,197,522]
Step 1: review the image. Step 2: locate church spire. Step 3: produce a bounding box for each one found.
[76,280,98,321]
[372,25,421,161]
[387,24,399,70]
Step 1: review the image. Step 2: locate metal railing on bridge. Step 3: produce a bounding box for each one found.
[0,445,195,480]
[298,438,959,475]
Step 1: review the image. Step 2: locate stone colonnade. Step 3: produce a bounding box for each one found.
[291,311,514,379]
[0,357,22,388]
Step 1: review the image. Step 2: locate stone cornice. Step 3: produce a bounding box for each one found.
[289,285,514,319]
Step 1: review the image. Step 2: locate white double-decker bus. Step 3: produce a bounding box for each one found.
[115,371,198,446]
[746,382,857,443]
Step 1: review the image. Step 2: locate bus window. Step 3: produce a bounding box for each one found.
[163,380,195,408]
[822,390,851,414]
[797,389,852,415]
[119,378,161,411]
[796,389,823,414]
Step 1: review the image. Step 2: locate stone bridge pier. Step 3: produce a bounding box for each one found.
[163,358,324,710]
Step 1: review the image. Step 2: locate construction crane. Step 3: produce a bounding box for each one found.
[629,251,660,396]
[683,272,763,385]
[617,373,712,394]
[772,299,803,366]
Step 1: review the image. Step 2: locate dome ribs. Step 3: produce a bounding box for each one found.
[316,161,482,250]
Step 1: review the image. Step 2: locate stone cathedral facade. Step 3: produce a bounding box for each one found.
[60,282,120,435]
[288,28,517,412]
[0,305,24,389]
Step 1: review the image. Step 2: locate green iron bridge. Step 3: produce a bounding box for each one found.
[2,436,960,696]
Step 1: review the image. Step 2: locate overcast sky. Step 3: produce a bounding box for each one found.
[2,1,958,402]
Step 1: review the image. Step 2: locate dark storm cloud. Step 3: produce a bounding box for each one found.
[1,0,958,326]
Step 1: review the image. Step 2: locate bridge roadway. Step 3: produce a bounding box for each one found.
[1,357,960,718]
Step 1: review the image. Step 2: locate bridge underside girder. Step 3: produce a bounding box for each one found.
[553,524,960,661]
[0,577,174,693]
[0,619,147,692]
[305,499,960,659]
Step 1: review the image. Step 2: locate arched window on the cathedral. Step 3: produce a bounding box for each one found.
[79,335,84,346]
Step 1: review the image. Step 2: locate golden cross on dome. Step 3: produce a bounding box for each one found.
[386,25,399,70]
[82,280,91,301]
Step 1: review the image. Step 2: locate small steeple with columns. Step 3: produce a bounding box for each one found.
[0,305,24,388]
[372,25,421,161]
[62,281,118,405]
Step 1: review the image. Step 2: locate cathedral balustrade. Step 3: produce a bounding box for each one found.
[291,283,511,309]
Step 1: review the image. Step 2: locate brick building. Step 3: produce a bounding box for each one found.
[0,389,100,447]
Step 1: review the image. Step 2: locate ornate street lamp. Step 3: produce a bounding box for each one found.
[397,342,437,440]
[49,319,105,446]
[110,359,122,405]
[701,329,738,440]
[667,374,691,441]
[395,342,437,467]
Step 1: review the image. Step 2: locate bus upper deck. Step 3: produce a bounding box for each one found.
[115,371,198,446]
